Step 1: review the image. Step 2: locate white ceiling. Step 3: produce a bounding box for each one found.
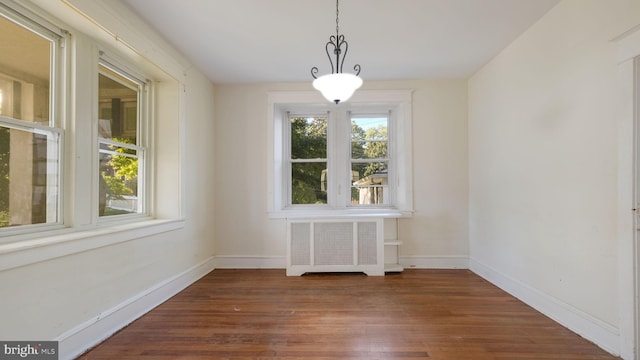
[122,0,559,84]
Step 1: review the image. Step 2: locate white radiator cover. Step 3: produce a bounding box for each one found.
[286,218,384,276]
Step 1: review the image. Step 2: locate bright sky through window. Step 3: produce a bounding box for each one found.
[353,117,387,130]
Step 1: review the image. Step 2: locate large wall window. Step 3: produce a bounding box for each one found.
[0,4,63,232]
[289,114,328,205]
[98,62,148,218]
[286,110,392,208]
[0,0,174,245]
[350,113,390,206]
[270,90,413,217]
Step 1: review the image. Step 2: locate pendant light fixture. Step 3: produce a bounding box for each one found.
[311,0,362,104]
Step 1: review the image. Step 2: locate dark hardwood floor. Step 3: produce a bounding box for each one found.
[79,269,619,359]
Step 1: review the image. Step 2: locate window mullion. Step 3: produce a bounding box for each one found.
[283,110,291,207]
[322,110,334,207]
[327,109,342,209]
[387,109,395,206]
[343,110,354,208]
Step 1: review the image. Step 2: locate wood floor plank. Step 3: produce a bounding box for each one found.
[78,269,620,359]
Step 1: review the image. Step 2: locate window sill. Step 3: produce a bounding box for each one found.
[268,208,413,219]
[0,219,185,272]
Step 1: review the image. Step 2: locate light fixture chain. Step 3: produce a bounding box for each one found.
[310,0,362,104]
[336,0,340,36]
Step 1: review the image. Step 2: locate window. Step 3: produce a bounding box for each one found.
[286,110,391,207]
[0,4,64,231]
[289,114,328,205]
[0,0,182,256]
[350,114,390,206]
[98,62,147,218]
[270,90,413,217]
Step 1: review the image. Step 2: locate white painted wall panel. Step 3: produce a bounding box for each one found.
[214,80,469,263]
[0,2,217,358]
[468,0,640,335]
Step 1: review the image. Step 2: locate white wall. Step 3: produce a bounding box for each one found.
[0,1,216,358]
[213,80,468,268]
[468,0,640,356]
[10,0,640,358]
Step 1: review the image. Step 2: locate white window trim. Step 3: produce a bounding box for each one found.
[267,90,414,219]
[0,119,64,240]
[96,54,152,223]
[346,108,394,208]
[283,110,332,211]
[0,1,67,238]
[0,0,186,271]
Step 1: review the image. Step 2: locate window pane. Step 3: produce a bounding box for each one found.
[98,64,142,218]
[0,124,60,227]
[99,143,139,216]
[351,162,388,205]
[352,140,387,159]
[291,162,327,205]
[351,117,388,159]
[351,117,387,141]
[0,15,51,125]
[99,68,138,144]
[290,116,327,159]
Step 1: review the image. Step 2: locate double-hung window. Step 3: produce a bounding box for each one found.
[289,113,329,205]
[350,113,390,206]
[0,4,64,232]
[97,62,148,218]
[271,90,413,217]
[0,0,176,252]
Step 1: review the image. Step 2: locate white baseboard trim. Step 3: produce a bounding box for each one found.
[214,255,286,269]
[469,258,621,357]
[213,256,470,271]
[399,255,469,269]
[56,256,216,360]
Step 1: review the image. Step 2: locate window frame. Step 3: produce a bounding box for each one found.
[347,110,394,208]
[96,56,151,223]
[0,1,67,238]
[0,0,186,270]
[268,90,413,218]
[285,111,332,210]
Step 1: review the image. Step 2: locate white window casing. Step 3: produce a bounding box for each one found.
[97,56,151,222]
[0,0,185,271]
[0,2,67,238]
[268,90,413,219]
